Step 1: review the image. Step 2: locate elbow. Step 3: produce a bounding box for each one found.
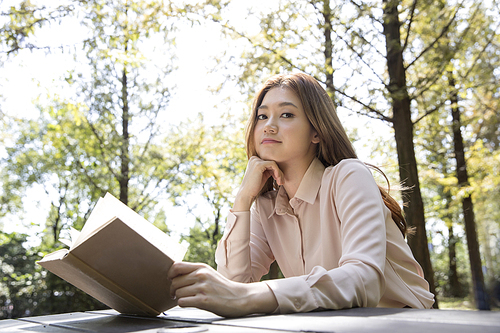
[362,268,385,307]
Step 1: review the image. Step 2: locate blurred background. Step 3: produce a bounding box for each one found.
[0,0,499,317]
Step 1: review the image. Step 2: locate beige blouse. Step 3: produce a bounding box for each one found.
[216,158,435,313]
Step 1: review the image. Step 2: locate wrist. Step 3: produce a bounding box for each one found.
[242,282,279,315]
[233,193,254,212]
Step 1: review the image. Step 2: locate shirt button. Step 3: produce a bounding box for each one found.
[294,299,301,310]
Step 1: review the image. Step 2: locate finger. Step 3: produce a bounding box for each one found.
[270,165,284,185]
[167,262,204,280]
[177,294,210,310]
[249,155,263,163]
[261,162,283,185]
[170,269,208,298]
[170,273,196,294]
[174,282,206,300]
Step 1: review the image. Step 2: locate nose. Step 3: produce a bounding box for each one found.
[263,117,277,133]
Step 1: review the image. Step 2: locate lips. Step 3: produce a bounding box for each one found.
[261,138,282,144]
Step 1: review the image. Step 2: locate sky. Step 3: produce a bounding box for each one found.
[0,0,390,243]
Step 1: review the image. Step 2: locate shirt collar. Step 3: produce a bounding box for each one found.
[271,158,325,218]
[294,157,325,205]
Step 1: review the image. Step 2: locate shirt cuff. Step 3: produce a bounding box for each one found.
[216,210,251,268]
[264,276,318,314]
[223,210,250,240]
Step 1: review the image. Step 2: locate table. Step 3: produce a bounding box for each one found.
[1,306,499,332]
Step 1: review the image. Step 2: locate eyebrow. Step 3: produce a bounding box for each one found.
[257,102,299,110]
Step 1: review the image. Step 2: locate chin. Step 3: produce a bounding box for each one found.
[257,153,276,161]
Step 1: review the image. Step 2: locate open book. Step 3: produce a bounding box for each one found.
[37,193,187,317]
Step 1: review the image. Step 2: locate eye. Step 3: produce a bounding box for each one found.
[256,114,267,120]
[281,112,294,118]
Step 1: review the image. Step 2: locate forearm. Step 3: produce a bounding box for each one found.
[240,281,279,315]
[169,262,278,317]
[232,191,253,212]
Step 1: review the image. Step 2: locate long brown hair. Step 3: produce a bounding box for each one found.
[245,72,408,237]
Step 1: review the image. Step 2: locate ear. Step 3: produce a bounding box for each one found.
[311,131,320,144]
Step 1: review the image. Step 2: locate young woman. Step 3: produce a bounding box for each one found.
[167,73,435,317]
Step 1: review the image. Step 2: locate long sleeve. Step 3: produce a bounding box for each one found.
[215,210,274,283]
[264,160,387,312]
[215,158,433,313]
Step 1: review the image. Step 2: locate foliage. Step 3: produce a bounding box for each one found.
[0,0,218,317]
[0,1,74,55]
[183,221,221,268]
[211,0,500,308]
[0,231,107,319]
[0,231,42,319]
[0,0,499,316]
[412,0,500,307]
[178,115,247,268]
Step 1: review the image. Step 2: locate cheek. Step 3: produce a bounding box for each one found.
[252,127,261,151]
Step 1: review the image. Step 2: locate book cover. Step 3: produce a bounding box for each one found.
[38,193,187,316]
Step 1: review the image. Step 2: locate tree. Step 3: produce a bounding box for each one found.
[210,0,444,299]
[412,0,500,308]
[0,0,211,316]
[380,0,436,296]
[416,107,467,298]
[448,79,489,309]
[176,115,247,268]
[0,1,75,56]
[208,0,500,305]
[0,231,108,319]
[0,231,43,319]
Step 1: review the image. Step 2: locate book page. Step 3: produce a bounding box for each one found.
[37,249,69,262]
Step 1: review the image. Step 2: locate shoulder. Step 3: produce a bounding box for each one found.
[323,158,378,193]
[324,158,372,179]
[253,190,277,212]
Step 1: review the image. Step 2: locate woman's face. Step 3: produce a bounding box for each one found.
[253,87,319,167]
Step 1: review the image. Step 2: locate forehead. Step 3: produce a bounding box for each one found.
[260,86,301,108]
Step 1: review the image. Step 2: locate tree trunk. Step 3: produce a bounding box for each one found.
[448,223,462,296]
[449,74,490,310]
[382,0,437,305]
[212,207,220,247]
[322,0,333,92]
[120,68,130,205]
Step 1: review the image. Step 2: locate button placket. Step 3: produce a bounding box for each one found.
[286,209,305,274]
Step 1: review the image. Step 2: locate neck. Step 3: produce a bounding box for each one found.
[279,156,315,199]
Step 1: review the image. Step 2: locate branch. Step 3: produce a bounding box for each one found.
[331,27,387,88]
[402,0,418,52]
[461,21,500,80]
[84,117,119,180]
[348,0,383,25]
[135,87,167,164]
[413,99,447,125]
[318,77,394,124]
[410,63,447,99]
[68,143,106,195]
[218,21,305,73]
[1,4,75,55]
[406,1,463,69]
